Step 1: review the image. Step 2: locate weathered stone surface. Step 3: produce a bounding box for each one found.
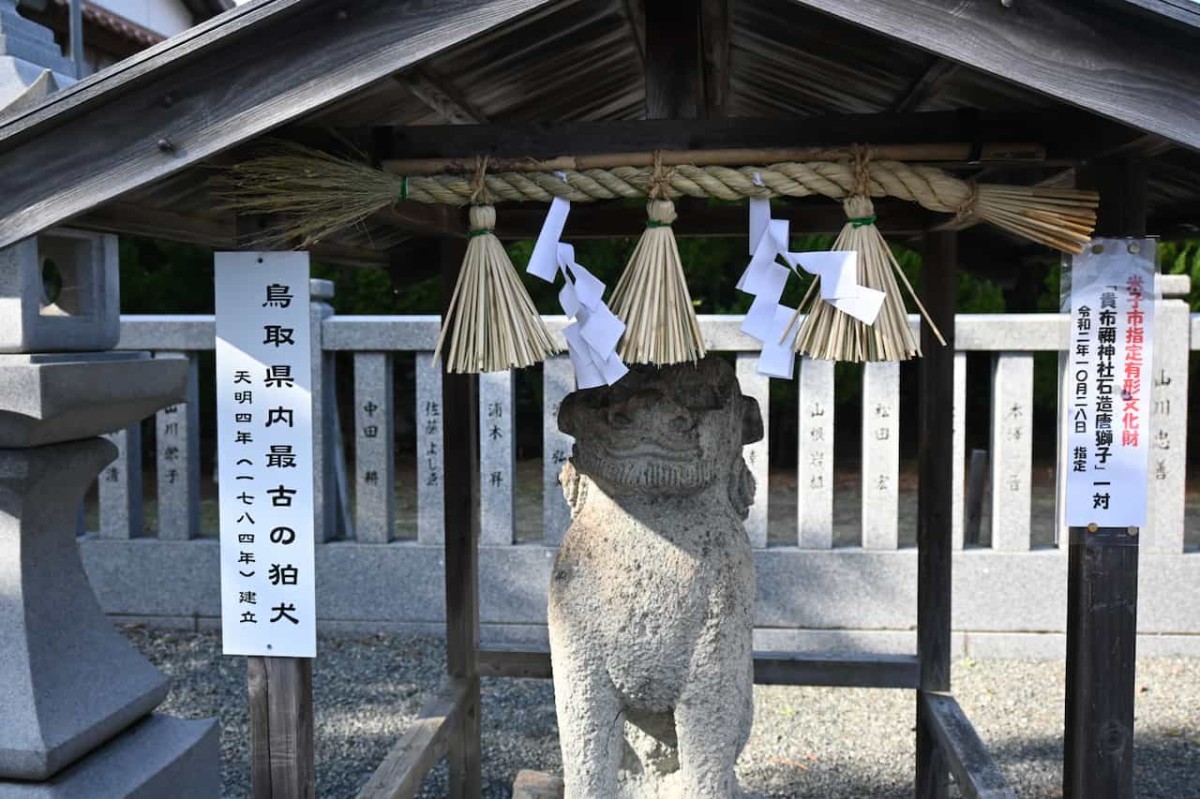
[154,354,200,540]
[479,370,515,546]
[0,352,187,448]
[795,357,833,548]
[0,231,119,354]
[353,352,394,543]
[99,425,143,540]
[513,770,565,799]
[861,361,899,550]
[0,439,169,780]
[549,357,763,798]
[990,353,1034,551]
[415,353,444,544]
[0,714,219,799]
[541,355,574,545]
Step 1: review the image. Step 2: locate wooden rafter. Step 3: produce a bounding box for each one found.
[700,0,732,118]
[890,57,959,113]
[621,0,646,64]
[0,0,556,249]
[396,68,489,125]
[787,0,1200,151]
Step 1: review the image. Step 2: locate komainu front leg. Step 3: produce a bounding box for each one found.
[550,644,625,799]
[673,627,753,798]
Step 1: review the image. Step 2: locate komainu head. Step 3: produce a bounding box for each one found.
[558,356,763,510]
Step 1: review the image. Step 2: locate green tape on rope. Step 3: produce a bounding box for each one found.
[467,228,494,238]
[645,220,672,229]
[397,176,408,202]
[849,215,876,228]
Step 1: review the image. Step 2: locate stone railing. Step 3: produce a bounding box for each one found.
[80,276,1199,659]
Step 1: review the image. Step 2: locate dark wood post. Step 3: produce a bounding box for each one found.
[1063,158,1146,799]
[439,237,482,798]
[644,0,703,121]
[916,230,957,799]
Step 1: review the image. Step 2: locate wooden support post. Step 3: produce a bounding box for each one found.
[249,657,316,799]
[916,230,957,799]
[1063,159,1146,799]
[237,215,317,799]
[644,0,702,120]
[440,237,482,799]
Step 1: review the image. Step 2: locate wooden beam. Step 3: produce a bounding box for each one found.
[478,648,920,689]
[891,57,960,113]
[385,141,1047,174]
[0,0,556,249]
[397,68,489,124]
[700,0,732,118]
[916,229,958,799]
[385,111,1139,164]
[439,239,482,799]
[785,0,1200,151]
[644,0,702,120]
[921,693,1017,799]
[356,679,468,799]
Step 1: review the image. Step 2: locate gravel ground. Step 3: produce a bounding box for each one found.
[125,627,1200,799]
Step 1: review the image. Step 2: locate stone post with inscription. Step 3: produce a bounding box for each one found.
[0,231,219,797]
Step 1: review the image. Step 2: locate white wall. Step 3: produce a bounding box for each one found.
[92,0,194,37]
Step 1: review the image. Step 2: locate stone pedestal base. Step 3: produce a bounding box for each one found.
[0,715,219,799]
[513,770,564,799]
[0,439,170,779]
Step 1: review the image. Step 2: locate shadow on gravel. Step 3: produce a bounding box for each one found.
[978,731,1200,799]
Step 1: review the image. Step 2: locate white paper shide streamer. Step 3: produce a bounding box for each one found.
[737,195,885,377]
[528,196,629,389]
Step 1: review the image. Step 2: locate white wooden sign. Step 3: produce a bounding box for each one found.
[215,252,316,657]
[1065,238,1156,528]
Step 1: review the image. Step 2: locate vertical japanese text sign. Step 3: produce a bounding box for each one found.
[216,253,317,657]
[1065,238,1156,528]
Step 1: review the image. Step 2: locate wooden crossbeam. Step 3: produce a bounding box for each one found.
[384,111,1138,164]
[891,57,960,113]
[478,647,920,689]
[921,692,1017,799]
[397,68,489,125]
[356,679,469,799]
[786,0,1200,151]
[0,0,556,249]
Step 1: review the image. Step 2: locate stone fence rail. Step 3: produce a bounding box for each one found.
[80,276,1200,659]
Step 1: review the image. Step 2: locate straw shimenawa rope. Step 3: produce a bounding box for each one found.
[217,144,1099,254]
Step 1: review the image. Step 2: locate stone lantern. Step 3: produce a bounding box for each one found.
[0,230,219,796]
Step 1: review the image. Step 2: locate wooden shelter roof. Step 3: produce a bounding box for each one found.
[0,0,1198,268]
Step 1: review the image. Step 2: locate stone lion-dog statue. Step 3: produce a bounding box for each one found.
[550,356,764,798]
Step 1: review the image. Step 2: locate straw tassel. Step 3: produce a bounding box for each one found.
[433,204,559,373]
[609,198,706,366]
[790,194,945,362]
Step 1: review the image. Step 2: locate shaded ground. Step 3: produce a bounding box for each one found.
[128,627,1200,799]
